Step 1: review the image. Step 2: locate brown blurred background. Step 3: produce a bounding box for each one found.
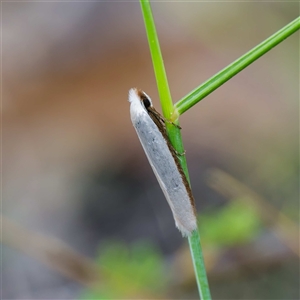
[2,2,299,299]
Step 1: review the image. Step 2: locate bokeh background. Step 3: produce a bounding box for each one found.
[2,2,299,299]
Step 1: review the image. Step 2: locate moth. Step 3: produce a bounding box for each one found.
[128,88,197,236]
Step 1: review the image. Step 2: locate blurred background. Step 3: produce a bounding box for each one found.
[2,1,299,299]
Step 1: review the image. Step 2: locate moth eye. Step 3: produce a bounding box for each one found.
[142,97,151,109]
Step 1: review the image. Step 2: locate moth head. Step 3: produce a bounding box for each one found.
[128,88,153,113]
[137,89,153,110]
[140,93,152,109]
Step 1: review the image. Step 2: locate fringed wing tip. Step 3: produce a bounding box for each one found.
[175,221,197,238]
[128,88,138,103]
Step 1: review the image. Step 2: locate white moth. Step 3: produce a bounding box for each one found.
[128,88,197,237]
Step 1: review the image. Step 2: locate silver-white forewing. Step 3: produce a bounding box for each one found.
[129,89,197,236]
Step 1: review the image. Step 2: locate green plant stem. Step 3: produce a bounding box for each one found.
[167,125,211,300]
[140,1,211,299]
[189,230,211,300]
[140,0,173,120]
[175,16,300,115]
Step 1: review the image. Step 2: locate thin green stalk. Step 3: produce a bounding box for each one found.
[140,0,173,120]
[140,1,211,299]
[175,16,300,115]
[139,2,299,299]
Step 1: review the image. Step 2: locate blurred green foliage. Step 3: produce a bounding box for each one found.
[81,241,168,299]
[81,200,264,298]
[255,144,299,219]
[199,200,262,247]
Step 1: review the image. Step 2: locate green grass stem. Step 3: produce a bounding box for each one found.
[140,1,212,299]
[140,0,173,120]
[174,16,300,115]
[139,2,299,299]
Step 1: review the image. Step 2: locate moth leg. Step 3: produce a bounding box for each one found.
[149,107,182,129]
[175,149,186,156]
[169,144,186,157]
[165,119,182,130]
